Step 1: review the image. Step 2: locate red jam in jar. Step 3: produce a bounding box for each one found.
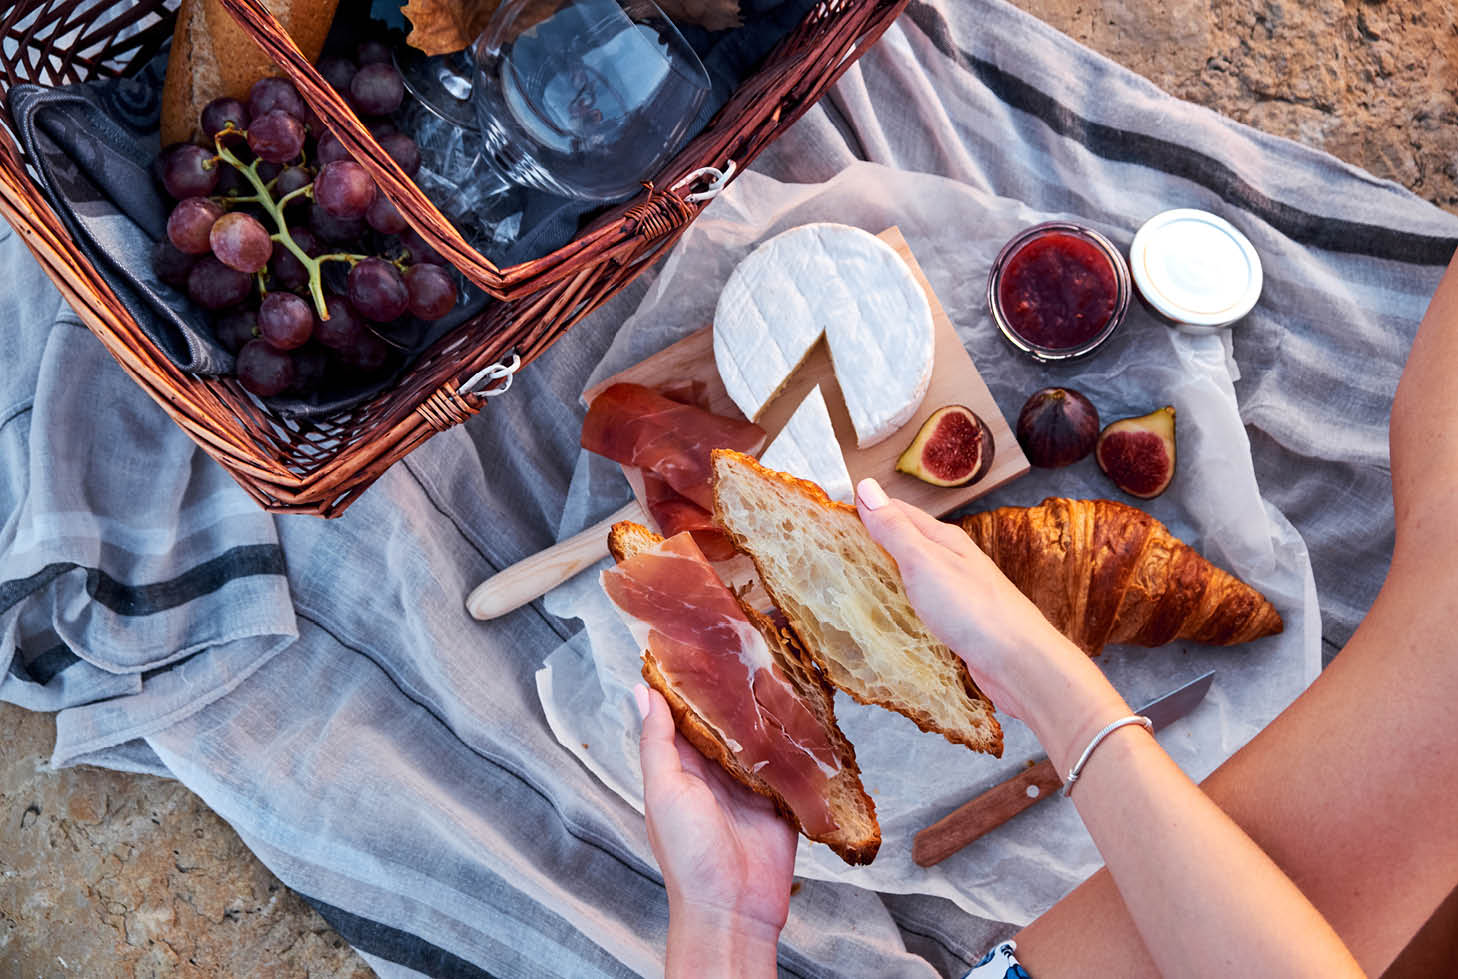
[987,223,1131,362]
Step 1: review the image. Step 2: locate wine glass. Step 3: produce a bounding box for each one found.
[397,0,711,213]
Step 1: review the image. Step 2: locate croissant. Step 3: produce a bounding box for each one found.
[960,498,1283,656]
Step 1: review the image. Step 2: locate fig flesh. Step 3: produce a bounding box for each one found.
[1016,387,1100,468]
[1096,405,1176,498]
[896,405,994,487]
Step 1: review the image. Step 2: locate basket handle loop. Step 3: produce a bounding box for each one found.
[415,351,522,434]
[671,160,737,203]
[461,351,523,399]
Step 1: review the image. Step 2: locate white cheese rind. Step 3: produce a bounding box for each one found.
[712,223,934,447]
[759,385,855,503]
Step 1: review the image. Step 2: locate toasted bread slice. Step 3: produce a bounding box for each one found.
[710,450,1003,756]
[608,521,880,865]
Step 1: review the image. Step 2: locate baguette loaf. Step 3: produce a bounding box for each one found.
[161,0,339,146]
[710,450,1003,756]
[609,522,880,865]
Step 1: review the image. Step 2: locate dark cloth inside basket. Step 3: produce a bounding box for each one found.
[3,0,817,418]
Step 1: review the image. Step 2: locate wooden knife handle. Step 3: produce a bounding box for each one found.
[466,501,645,620]
[913,758,1064,867]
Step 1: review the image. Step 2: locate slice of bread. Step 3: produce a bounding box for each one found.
[710,450,1004,756]
[608,521,880,865]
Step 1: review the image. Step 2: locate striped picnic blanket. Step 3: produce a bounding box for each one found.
[3,0,1454,974]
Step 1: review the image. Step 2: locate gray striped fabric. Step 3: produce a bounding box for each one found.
[3,0,1455,975]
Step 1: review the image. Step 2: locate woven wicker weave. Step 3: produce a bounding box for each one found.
[0,0,906,515]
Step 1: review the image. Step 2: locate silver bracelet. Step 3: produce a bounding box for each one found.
[1062,715,1153,797]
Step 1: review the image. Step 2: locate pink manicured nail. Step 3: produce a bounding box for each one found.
[857,478,888,511]
[632,683,650,719]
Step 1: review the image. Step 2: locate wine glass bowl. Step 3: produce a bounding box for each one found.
[472,0,711,201]
[396,0,711,216]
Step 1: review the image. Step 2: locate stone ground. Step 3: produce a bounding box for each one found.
[3,1,1456,976]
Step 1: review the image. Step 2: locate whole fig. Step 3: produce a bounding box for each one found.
[1015,387,1100,468]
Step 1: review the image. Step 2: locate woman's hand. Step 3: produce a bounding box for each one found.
[635,684,794,976]
[853,477,1085,722]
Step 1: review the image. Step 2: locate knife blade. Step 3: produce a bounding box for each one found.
[912,670,1215,867]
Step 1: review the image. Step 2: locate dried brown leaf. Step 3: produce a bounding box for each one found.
[656,0,741,32]
[402,0,502,56]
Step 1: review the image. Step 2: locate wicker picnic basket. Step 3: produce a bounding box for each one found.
[0,0,906,516]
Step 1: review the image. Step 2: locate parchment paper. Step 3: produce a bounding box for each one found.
[535,163,1321,927]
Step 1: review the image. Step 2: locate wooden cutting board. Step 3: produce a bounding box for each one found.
[467,227,1029,620]
[583,226,1029,514]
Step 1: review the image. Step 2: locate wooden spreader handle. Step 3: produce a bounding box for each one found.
[466,501,645,620]
[912,758,1064,867]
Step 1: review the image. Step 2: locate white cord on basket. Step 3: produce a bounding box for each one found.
[460,352,522,398]
[671,160,737,203]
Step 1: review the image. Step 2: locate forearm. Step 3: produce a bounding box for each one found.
[665,903,781,979]
[1015,636,1360,977]
[1068,727,1362,978]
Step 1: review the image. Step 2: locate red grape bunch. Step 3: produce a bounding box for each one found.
[153,45,456,400]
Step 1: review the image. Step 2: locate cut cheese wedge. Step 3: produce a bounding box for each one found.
[759,385,854,503]
[713,223,934,448]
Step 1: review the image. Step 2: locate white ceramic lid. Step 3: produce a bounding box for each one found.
[1129,209,1263,332]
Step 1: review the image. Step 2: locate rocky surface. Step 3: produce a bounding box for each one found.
[3,2,1456,977]
[1,706,372,979]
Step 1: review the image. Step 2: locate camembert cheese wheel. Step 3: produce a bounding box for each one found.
[713,223,934,448]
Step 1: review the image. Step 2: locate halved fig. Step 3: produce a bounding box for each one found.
[1096,406,1176,498]
[1016,387,1100,468]
[896,405,994,488]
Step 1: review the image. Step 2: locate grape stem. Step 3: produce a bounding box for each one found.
[213,131,364,321]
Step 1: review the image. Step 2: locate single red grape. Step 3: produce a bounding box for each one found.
[291,344,330,392]
[258,292,314,349]
[350,63,405,117]
[187,255,253,310]
[274,165,312,199]
[403,264,458,320]
[366,193,407,234]
[236,339,296,396]
[316,130,351,166]
[356,40,392,65]
[268,240,308,290]
[315,160,376,218]
[210,211,273,274]
[377,131,420,177]
[336,328,390,372]
[289,226,321,257]
[161,144,220,199]
[308,203,366,244]
[315,294,364,350]
[347,257,408,322]
[214,309,258,353]
[167,197,224,254]
[317,56,357,93]
[248,77,306,121]
[248,109,306,164]
[397,227,447,266]
[201,97,249,142]
[152,239,198,288]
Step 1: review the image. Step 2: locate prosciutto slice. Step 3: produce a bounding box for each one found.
[601,532,841,836]
[642,471,736,561]
[581,383,765,511]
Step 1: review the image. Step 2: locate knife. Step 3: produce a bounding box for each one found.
[912,670,1215,867]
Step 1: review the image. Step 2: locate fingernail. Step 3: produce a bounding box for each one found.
[857,478,888,511]
[632,683,650,719]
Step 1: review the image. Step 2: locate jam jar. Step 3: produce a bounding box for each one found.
[987,222,1132,363]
